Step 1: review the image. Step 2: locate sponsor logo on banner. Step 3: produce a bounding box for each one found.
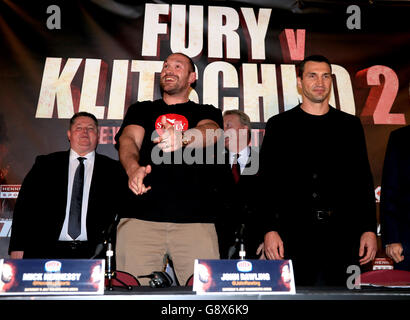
[44,261,62,273]
[237,261,252,273]
[0,185,21,199]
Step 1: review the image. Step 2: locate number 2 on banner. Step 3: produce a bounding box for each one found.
[355,65,405,124]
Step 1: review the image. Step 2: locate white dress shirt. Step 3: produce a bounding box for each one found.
[59,149,95,241]
[229,146,250,174]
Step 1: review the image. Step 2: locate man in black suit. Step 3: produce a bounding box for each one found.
[217,109,262,259]
[380,126,410,271]
[9,112,127,259]
[259,55,377,286]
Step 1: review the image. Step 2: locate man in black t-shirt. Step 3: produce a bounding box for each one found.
[259,55,378,286]
[115,53,227,286]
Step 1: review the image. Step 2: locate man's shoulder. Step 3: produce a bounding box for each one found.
[388,125,410,144]
[265,105,299,125]
[27,151,68,173]
[128,99,219,112]
[35,150,68,162]
[189,101,222,126]
[190,101,220,112]
[330,107,360,123]
[127,99,161,110]
[94,153,125,180]
[95,153,120,165]
[391,124,410,137]
[194,101,217,108]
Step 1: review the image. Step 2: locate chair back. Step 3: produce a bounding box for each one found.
[105,270,140,287]
[359,270,410,287]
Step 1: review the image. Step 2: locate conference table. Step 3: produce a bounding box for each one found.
[2,284,410,299]
[1,285,409,318]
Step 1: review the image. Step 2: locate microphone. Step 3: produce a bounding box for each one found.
[227,244,237,260]
[105,213,120,242]
[138,271,173,288]
[91,243,104,259]
[238,223,245,238]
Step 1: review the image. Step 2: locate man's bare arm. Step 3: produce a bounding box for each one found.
[184,119,222,149]
[118,125,151,195]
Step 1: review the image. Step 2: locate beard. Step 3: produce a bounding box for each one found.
[160,83,180,95]
[160,75,186,96]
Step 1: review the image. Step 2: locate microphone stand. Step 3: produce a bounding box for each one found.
[97,214,133,291]
[105,241,114,291]
[105,239,132,291]
[238,224,246,260]
[228,223,246,260]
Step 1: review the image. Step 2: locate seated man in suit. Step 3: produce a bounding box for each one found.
[217,109,262,259]
[9,112,127,259]
[380,126,410,271]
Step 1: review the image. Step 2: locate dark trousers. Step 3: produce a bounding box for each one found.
[216,222,260,260]
[284,219,358,287]
[23,241,99,259]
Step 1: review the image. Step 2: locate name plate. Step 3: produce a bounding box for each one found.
[0,259,105,295]
[0,184,21,198]
[193,259,295,294]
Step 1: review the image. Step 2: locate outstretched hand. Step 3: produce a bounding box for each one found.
[153,116,183,152]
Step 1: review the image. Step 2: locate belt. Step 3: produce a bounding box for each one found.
[313,209,333,222]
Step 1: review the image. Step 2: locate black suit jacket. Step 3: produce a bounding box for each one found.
[380,126,410,269]
[216,147,262,259]
[9,150,128,258]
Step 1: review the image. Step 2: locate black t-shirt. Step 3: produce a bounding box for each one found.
[115,99,228,223]
[295,106,337,210]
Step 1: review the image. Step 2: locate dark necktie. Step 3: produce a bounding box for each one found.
[68,157,85,240]
[232,153,241,184]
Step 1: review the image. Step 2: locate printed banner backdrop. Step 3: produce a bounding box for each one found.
[1,0,410,257]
